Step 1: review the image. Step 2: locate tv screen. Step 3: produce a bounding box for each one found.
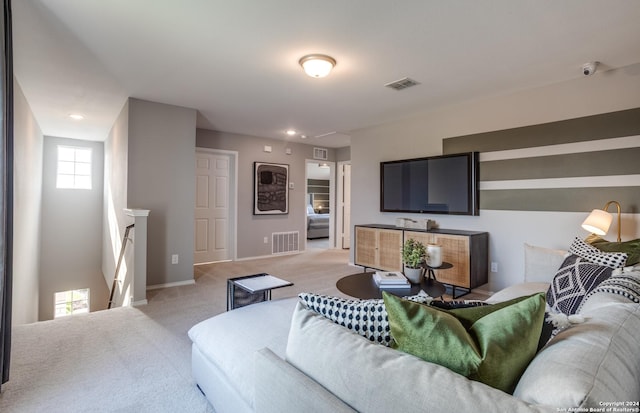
[380,152,479,215]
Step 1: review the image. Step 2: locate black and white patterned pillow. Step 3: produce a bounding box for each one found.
[429,299,489,310]
[298,292,430,346]
[585,270,640,304]
[546,254,613,315]
[569,237,627,269]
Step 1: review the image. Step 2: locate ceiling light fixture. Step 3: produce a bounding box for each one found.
[68,113,84,120]
[299,54,336,78]
[286,129,296,136]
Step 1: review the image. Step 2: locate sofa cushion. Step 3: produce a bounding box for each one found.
[485,282,550,304]
[298,292,429,345]
[524,243,567,283]
[383,292,546,394]
[515,303,640,407]
[286,302,555,413]
[569,237,627,269]
[585,234,640,265]
[546,254,613,315]
[187,297,298,409]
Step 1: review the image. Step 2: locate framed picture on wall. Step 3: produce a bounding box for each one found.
[254,162,289,215]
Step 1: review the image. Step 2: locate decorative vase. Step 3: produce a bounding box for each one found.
[426,244,442,268]
[404,267,423,284]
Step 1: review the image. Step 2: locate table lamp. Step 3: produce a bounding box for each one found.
[581,200,622,242]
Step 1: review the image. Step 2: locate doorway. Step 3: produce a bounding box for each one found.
[194,149,238,264]
[305,160,334,249]
[337,162,351,249]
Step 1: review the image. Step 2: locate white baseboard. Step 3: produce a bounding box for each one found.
[235,251,301,262]
[146,279,195,290]
[131,299,148,307]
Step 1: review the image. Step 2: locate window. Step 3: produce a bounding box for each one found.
[56,146,92,189]
[54,288,90,318]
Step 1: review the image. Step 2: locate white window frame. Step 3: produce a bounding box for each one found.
[54,288,90,318]
[56,145,92,189]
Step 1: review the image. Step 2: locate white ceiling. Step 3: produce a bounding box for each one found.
[12,1,640,148]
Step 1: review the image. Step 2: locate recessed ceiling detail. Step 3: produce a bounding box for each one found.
[384,77,421,91]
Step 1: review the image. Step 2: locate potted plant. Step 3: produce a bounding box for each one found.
[402,238,426,283]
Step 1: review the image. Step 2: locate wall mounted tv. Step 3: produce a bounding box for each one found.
[380,152,479,216]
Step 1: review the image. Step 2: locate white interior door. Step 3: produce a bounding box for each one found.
[342,163,351,249]
[195,152,231,264]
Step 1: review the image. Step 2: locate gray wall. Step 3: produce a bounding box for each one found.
[12,79,43,325]
[336,146,350,162]
[196,129,336,259]
[102,100,130,306]
[350,63,640,292]
[127,98,196,287]
[39,137,107,321]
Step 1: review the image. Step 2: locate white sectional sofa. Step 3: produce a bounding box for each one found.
[188,245,640,413]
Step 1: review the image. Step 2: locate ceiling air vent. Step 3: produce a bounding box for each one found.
[313,147,328,160]
[384,77,421,91]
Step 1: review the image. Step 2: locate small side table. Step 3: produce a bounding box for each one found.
[423,261,453,281]
[423,262,469,299]
[227,273,293,311]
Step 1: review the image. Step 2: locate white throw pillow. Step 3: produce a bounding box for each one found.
[524,243,568,283]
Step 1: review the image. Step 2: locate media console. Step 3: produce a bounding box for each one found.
[354,224,488,297]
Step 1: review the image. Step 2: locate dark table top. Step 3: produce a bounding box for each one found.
[336,271,446,300]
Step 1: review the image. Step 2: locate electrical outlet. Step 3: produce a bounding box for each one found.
[263,237,268,244]
[490,262,498,273]
[171,254,179,264]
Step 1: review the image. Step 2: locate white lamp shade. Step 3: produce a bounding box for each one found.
[581,209,612,235]
[299,55,335,78]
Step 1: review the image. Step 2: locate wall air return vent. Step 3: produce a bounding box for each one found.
[272,231,299,254]
[313,147,328,160]
[384,77,421,91]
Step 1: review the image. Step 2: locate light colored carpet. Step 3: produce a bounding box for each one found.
[0,247,488,412]
[0,248,356,413]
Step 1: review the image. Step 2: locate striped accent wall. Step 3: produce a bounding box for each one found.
[443,108,640,213]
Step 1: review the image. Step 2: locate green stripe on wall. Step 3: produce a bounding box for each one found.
[480,187,640,212]
[481,147,640,181]
[444,107,640,154]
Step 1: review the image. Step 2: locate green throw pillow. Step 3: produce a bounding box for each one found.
[383,292,546,394]
[585,234,640,265]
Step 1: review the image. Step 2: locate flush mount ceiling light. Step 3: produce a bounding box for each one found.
[298,54,336,78]
[68,113,84,120]
[286,129,297,136]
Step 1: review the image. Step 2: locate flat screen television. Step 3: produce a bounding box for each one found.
[380,152,479,215]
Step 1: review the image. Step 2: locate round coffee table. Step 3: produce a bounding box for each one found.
[336,272,445,300]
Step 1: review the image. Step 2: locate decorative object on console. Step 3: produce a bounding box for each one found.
[396,218,437,230]
[581,200,622,242]
[298,292,430,345]
[401,238,426,283]
[383,292,547,394]
[426,243,442,267]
